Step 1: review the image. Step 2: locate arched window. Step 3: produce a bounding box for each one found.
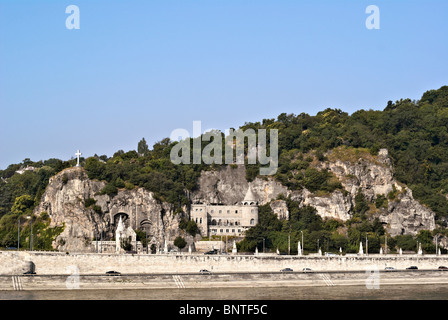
[250,219,255,225]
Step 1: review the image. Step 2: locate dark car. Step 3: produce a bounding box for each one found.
[204,249,218,255]
[280,268,293,273]
[406,266,418,270]
[23,271,36,275]
[439,266,448,270]
[105,271,121,276]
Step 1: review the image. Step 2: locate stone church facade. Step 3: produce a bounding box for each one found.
[190,187,259,237]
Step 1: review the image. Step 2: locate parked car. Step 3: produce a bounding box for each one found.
[199,269,211,275]
[385,267,395,271]
[105,270,121,276]
[204,249,219,255]
[406,266,418,270]
[438,266,448,270]
[302,268,312,273]
[280,268,293,273]
[23,271,36,275]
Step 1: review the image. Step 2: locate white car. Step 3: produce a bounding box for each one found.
[199,269,211,275]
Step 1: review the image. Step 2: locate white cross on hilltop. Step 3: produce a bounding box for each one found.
[75,150,82,167]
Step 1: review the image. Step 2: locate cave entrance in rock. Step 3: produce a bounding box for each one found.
[114,213,129,228]
[140,219,152,253]
[140,219,152,235]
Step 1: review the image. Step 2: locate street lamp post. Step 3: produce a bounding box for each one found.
[17,217,21,251]
[366,235,369,256]
[436,234,439,255]
[146,227,149,254]
[288,234,291,255]
[95,228,98,253]
[100,224,103,253]
[27,216,33,251]
[301,231,304,255]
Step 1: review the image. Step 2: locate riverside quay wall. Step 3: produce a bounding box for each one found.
[2,251,448,275]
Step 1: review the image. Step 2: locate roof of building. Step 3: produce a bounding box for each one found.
[243,186,257,202]
[116,216,125,233]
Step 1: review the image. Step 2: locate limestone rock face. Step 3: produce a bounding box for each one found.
[191,150,436,236]
[320,151,395,203]
[299,190,352,221]
[191,165,290,205]
[380,187,436,236]
[33,167,181,252]
[320,149,435,235]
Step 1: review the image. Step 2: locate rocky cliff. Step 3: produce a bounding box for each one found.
[33,167,182,252]
[190,148,436,236]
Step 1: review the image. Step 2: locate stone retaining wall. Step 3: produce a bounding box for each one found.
[2,251,448,275]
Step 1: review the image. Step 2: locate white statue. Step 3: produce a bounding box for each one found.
[232,240,237,254]
[359,242,364,255]
[418,243,423,255]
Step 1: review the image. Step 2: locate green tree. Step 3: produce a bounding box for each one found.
[394,234,417,251]
[138,138,150,156]
[174,236,187,251]
[11,195,34,215]
[186,220,199,237]
[354,189,369,218]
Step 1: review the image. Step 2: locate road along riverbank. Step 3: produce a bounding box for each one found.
[1,270,448,291]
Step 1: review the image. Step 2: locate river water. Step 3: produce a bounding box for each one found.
[2,284,448,300]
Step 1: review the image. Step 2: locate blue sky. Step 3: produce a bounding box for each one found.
[0,0,447,169]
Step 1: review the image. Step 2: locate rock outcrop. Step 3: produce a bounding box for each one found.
[190,149,436,236]
[33,167,182,252]
[191,165,290,205]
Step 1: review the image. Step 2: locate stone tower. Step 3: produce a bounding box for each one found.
[241,186,258,227]
[192,204,208,236]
